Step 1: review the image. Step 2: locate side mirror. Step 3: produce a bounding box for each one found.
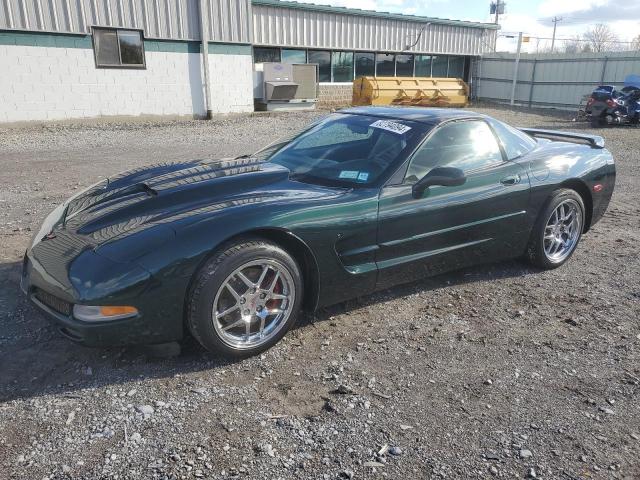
[411,167,466,198]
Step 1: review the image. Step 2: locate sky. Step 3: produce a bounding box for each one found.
[292,0,640,52]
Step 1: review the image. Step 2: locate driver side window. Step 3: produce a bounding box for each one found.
[405,120,503,183]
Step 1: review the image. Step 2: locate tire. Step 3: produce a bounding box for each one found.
[187,238,303,357]
[590,112,608,127]
[590,117,603,128]
[525,189,585,270]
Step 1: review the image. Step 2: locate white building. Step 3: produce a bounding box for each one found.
[0,0,497,123]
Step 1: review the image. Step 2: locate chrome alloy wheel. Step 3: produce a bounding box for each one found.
[543,199,582,263]
[212,259,295,349]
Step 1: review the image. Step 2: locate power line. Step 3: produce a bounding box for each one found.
[535,16,595,26]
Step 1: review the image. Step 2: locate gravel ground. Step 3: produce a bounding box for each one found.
[0,106,638,480]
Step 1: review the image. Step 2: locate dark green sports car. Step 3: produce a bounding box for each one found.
[21,107,615,357]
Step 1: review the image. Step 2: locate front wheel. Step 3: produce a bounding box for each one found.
[187,239,303,357]
[526,189,585,270]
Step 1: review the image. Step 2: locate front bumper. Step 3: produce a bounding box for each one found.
[27,288,147,347]
[22,250,182,348]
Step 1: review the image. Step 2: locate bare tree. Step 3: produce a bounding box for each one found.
[562,35,582,54]
[583,24,620,52]
[632,34,640,51]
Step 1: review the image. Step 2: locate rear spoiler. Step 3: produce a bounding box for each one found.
[519,128,605,149]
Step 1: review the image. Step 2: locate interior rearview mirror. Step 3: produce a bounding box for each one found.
[411,167,466,198]
[347,123,370,135]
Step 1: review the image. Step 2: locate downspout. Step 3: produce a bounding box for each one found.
[199,0,213,119]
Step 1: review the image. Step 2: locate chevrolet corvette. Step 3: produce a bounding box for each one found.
[21,107,615,356]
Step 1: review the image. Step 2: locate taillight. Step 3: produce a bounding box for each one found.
[593,184,603,193]
[606,99,616,108]
[586,97,595,106]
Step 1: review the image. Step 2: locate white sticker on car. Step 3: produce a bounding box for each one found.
[370,119,412,135]
[338,170,359,179]
[357,172,369,181]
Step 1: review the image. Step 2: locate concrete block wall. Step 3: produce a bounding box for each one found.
[208,53,254,114]
[318,83,353,107]
[0,33,254,123]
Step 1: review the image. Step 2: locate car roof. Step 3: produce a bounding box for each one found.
[340,106,484,125]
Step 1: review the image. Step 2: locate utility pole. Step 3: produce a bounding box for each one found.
[491,0,505,23]
[551,16,563,53]
[510,32,523,106]
[490,1,505,50]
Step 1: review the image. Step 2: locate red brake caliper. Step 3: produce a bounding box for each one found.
[265,274,282,310]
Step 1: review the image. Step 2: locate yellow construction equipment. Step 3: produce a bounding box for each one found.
[352,76,469,108]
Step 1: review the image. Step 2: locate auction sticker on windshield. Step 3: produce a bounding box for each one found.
[370,119,412,135]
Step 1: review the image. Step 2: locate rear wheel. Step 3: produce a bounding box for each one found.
[187,239,303,357]
[526,189,584,270]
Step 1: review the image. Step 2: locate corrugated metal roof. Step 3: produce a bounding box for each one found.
[0,0,494,55]
[0,0,252,43]
[252,2,495,55]
[207,0,253,44]
[252,0,499,30]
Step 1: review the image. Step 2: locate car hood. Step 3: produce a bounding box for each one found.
[43,157,331,247]
[27,157,348,293]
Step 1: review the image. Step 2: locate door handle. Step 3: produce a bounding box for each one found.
[500,174,521,186]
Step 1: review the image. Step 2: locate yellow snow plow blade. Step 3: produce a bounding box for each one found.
[352,76,469,108]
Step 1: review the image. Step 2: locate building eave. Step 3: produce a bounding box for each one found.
[251,0,501,30]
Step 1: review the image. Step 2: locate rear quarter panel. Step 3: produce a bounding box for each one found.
[519,139,615,231]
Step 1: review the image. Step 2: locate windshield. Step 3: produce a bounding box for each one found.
[256,113,429,187]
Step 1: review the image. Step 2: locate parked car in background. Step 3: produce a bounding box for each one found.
[585,75,640,126]
[21,107,616,357]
